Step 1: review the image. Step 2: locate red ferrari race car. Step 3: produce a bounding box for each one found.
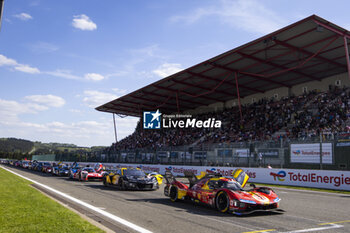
[42,162,53,173]
[78,164,108,181]
[76,167,103,181]
[164,169,281,215]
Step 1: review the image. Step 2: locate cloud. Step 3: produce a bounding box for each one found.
[0,94,65,123]
[153,63,183,78]
[0,99,30,122]
[30,1,40,7]
[0,53,111,83]
[69,109,82,114]
[0,115,139,146]
[127,44,166,68]
[110,44,168,80]
[0,54,17,66]
[46,70,105,81]
[129,44,161,58]
[112,88,127,95]
[13,13,33,21]
[0,54,40,74]
[84,73,105,81]
[14,64,40,74]
[28,41,59,53]
[24,94,65,108]
[0,95,137,147]
[82,90,118,108]
[171,8,210,25]
[105,71,128,79]
[44,69,81,80]
[72,14,97,31]
[0,54,106,81]
[170,0,285,34]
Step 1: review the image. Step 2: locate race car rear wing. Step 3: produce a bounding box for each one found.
[164,171,176,184]
[232,169,249,188]
[184,170,198,188]
[184,170,222,187]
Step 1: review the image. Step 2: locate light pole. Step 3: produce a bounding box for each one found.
[319,131,323,170]
[0,0,4,31]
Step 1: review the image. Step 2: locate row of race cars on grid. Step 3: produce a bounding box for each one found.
[7,160,163,189]
[3,159,282,216]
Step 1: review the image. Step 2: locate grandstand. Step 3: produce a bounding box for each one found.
[96,15,350,170]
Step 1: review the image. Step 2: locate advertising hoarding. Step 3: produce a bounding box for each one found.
[80,162,349,191]
[290,143,333,164]
[235,149,249,157]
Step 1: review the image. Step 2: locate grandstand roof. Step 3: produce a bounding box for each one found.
[96,15,350,117]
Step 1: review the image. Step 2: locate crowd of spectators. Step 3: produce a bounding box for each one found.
[110,85,350,151]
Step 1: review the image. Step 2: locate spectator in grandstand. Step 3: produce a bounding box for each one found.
[258,152,263,167]
[107,86,350,152]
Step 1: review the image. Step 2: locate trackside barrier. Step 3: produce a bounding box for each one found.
[38,162,350,191]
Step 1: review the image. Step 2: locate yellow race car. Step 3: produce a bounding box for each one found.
[103,168,159,190]
[148,172,164,185]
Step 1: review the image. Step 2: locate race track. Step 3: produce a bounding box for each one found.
[2,165,350,233]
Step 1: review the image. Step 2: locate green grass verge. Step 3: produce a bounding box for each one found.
[250,182,350,195]
[0,168,105,233]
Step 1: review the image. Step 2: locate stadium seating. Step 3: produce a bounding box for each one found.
[110,86,350,151]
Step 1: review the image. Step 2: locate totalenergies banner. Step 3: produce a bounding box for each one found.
[255,168,350,191]
[290,143,333,164]
[91,162,350,191]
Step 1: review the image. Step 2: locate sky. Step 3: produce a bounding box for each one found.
[0,0,350,147]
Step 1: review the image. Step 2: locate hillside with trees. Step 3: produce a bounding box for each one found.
[0,138,107,161]
[0,138,34,153]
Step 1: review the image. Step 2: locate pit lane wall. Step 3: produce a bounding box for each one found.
[90,163,350,191]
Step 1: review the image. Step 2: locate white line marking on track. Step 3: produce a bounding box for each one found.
[196,214,258,231]
[282,214,323,224]
[278,224,343,233]
[0,166,153,233]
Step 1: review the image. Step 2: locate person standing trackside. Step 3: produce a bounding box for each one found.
[258,152,263,167]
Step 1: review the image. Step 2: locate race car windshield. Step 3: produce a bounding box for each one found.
[223,181,242,191]
[43,163,51,166]
[124,170,145,176]
[84,168,95,173]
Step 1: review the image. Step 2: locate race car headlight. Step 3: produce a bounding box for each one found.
[274,197,281,202]
[239,199,256,205]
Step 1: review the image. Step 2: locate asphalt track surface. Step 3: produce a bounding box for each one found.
[3,165,350,233]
